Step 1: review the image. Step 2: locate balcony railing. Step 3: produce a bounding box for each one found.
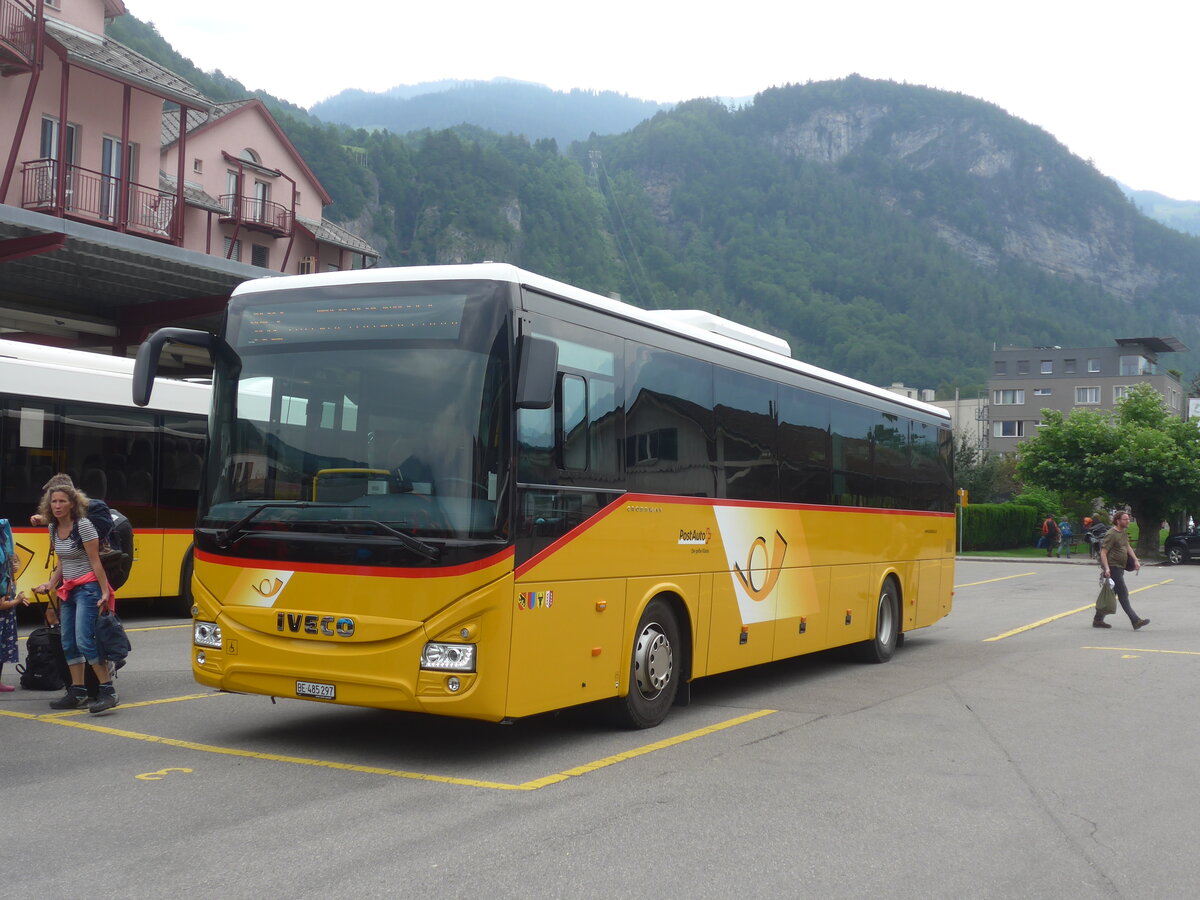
[0,0,36,71]
[21,159,179,240]
[219,193,293,237]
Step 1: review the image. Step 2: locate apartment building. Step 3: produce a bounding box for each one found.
[986,337,1186,453]
[0,0,377,353]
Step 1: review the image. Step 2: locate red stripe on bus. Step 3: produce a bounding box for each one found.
[195,546,514,579]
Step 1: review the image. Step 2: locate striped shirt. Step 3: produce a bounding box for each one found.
[51,517,99,581]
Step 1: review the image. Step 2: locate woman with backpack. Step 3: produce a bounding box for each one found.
[33,481,117,714]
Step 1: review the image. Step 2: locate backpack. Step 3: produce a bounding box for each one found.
[0,517,12,597]
[53,500,135,590]
[17,625,66,691]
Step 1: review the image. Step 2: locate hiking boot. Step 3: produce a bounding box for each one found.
[49,685,89,709]
[1133,618,1150,631]
[88,685,119,715]
[1092,618,1112,629]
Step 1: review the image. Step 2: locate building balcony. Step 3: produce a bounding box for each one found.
[0,0,37,74]
[21,159,179,241]
[218,193,294,237]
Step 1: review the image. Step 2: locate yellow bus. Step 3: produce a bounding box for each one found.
[135,264,955,727]
[0,339,209,615]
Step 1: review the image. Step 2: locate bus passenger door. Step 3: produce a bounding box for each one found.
[506,578,626,718]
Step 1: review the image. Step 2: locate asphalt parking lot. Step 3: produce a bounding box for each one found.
[4,558,1199,899]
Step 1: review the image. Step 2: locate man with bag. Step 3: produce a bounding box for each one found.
[1096,510,1150,630]
[1042,514,1061,557]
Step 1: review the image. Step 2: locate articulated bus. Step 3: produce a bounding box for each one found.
[134,264,955,728]
[0,339,209,615]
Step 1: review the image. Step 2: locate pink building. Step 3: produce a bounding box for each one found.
[0,0,377,351]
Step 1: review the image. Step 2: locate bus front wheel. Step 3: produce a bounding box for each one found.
[612,598,680,729]
[858,579,900,664]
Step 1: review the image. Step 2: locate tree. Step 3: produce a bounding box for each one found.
[1016,384,1200,557]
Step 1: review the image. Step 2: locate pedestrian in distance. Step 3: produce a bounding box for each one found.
[1057,518,1073,558]
[1042,514,1060,558]
[34,481,119,714]
[1096,510,1149,630]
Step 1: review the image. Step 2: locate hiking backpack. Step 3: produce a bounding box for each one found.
[52,499,135,590]
[17,625,66,691]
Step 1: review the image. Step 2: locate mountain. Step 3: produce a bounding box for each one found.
[1121,186,1200,236]
[310,79,671,148]
[102,17,1200,393]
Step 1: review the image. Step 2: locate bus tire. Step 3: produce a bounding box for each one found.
[160,547,195,618]
[858,578,900,664]
[611,598,681,729]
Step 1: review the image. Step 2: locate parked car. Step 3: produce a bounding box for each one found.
[1164,528,1200,565]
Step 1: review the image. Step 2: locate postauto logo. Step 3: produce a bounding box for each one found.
[678,527,711,545]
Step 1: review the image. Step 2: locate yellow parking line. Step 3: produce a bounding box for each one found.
[984,579,1173,641]
[1084,646,1200,657]
[0,701,777,791]
[954,572,1036,588]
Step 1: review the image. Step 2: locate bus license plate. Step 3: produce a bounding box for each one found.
[296,681,335,700]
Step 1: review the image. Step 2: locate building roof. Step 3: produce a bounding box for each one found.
[45,18,212,109]
[296,216,379,257]
[160,101,252,147]
[158,174,228,215]
[1116,336,1188,354]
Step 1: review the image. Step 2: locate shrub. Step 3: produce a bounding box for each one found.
[959,502,1040,550]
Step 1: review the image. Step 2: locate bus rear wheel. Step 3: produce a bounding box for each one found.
[858,579,900,664]
[611,598,680,729]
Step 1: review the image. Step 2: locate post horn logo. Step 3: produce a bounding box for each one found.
[733,531,788,602]
[251,577,285,599]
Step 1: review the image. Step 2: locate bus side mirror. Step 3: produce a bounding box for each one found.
[515,335,558,410]
[133,327,230,407]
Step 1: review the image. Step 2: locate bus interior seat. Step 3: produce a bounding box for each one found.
[81,467,107,500]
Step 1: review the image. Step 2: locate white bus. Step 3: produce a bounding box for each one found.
[0,339,210,614]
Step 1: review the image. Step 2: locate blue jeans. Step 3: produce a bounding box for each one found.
[60,581,102,667]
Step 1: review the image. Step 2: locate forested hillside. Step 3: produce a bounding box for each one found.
[109,17,1200,393]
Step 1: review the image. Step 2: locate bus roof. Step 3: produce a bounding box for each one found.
[232,264,949,421]
[0,339,210,415]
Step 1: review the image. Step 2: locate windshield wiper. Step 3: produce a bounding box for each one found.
[339,519,441,561]
[211,502,356,549]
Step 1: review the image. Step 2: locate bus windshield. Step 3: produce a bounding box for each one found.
[200,280,513,552]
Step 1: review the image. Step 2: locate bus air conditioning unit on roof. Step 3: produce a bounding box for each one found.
[647,309,792,357]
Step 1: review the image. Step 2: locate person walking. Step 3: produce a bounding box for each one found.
[34,482,118,713]
[1042,514,1060,557]
[1057,518,1073,558]
[1096,510,1149,630]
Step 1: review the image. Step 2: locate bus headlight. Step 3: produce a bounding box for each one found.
[420,642,476,672]
[194,620,222,649]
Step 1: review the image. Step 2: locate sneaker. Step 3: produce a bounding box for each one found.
[0,683,15,692]
[1092,618,1112,629]
[1133,618,1150,630]
[49,686,89,709]
[88,688,119,715]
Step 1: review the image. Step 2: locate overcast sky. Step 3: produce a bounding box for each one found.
[125,0,1200,200]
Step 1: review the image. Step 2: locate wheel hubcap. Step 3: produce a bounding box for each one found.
[634,621,672,698]
[878,592,895,646]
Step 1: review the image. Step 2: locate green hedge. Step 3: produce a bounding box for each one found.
[958,503,1040,550]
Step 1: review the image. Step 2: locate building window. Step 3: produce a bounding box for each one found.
[1075,386,1100,404]
[993,420,1025,438]
[993,389,1025,405]
[223,237,241,261]
[1119,355,1153,376]
[994,361,1007,376]
[1033,388,1052,396]
[1040,360,1053,374]
[1016,360,1030,375]
[251,244,270,268]
[1064,359,1076,374]
[1087,358,1101,373]
[1113,385,1131,402]
[193,158,203,174]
